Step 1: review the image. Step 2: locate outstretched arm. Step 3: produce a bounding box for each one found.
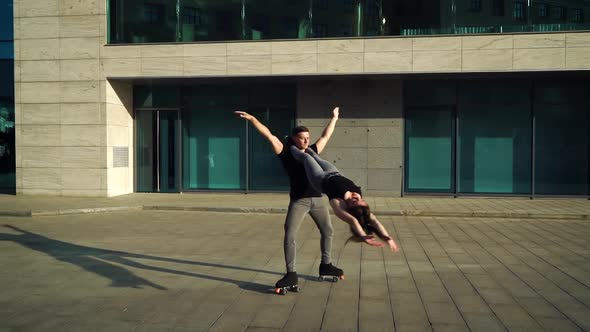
[315,107,339,153]
[235,111,283,154]
[369,214,399,252]
[329,198,384,248]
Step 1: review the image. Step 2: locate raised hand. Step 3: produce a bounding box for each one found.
[234,110,253,121]
[332,106,339,118]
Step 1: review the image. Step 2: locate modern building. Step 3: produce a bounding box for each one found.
[6,0,590,197]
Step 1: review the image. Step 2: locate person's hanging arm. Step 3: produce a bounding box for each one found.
[329,198,384,248]
[234,111,283,154]
[315,107,339,153]
[368,214,399,252]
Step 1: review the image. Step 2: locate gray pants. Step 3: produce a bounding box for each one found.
[290,146,341,193]
[284,197,333,272]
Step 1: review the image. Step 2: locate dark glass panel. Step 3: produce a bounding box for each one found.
[109,0,179,43]
[534,81,589,195]
[0,0,13,41]
[312,0,387,37]
[179,0,243,42]
[458,80,531,194]
[244,0,311,40]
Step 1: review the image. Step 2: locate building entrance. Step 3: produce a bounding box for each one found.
[135,109,180,192]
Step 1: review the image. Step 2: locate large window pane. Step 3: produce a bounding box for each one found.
[109,0,179,43]
[531,0,590,32]
[534,81,589,195]
[405,108,454,192]
[244,0,311,40]
[458,81,531,194]
[389,0,454,35]
[179,0,243,42]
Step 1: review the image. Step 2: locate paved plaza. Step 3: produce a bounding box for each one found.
[0,194,590,331]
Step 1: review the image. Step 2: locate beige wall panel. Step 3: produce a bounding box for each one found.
[97,0,106,14]
[60,37,99,59]
[141,45,184,58]
[184,43,227,57]
[14,18,20,40]
[61,124,103,146]
[368,126,402,148]
[106,125,129,147]
[368,168,400,193]
[322,147,368,169]
[364,52,412,72]
[20,60,59,82]
[271,40,317,54]
[20,39,59,60]
[227,55,271,75]
[61,147,104,168]
[60,59,99,81]
[107,168,132,196]
[318,39,363,53]
[61,168,104,190]
[462,35,512,50]
[513,48,565,70]
[13,0,20,18]
[326,127,367,148]
[98,13,105,41]
[100,45,141,59]
[19,0,58,17]
[413,37,461,51]
[364,38,412,52]
[60,15,100,38]
[566,47,590,69]
[462,49,513,71]
[413,51,461,72]
[21,103,60,124]
[104,103,131,126]
[20,147,61,168]
[14,60,20,82]
[272,54,317,74]
[566,32,590,47]
[20,124,60,147]
[514,34,565,48]
[101,58,141,79]
[227,42,271,56]
[105,80,133,108]
[60,0,98,15]
[141,57,183,76]
[61,189,107,196]
[367,147,401,169]
[21,82,60,103]
[60,81,100,103]
[20,17,59,39]
[183,56,227,76]
[317,53,363,73]
[22,168,61,189]
[61,103,101,124]
[338,168,367,190]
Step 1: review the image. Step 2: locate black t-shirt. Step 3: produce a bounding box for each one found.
[277,143,323,200]
[322,175,362,200]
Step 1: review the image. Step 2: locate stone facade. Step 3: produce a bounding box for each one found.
[13,0,590,196]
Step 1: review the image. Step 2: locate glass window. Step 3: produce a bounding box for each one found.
[0,0,13,41]
[109,0,178,43]
[514,2,526,21]
[244,0,312,40]
[534,81,589,195]
[538,3,548,17]
[469,0,481,11]
[405,108,454,192]
[179,0,243,42]
[492,0,505,16]
[458,81,532,194]
[572,8,583,22]
[555,6,566,20]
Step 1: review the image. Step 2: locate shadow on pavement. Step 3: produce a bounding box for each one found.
[0,225,313,294]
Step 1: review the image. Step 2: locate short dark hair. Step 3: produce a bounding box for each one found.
[291,126,309,136]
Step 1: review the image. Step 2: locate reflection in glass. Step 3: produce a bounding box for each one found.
[458,81,531,194]
[109,0,178,43]
[534,81,589,195]
[244,0,311,40]
[179,0,242,42]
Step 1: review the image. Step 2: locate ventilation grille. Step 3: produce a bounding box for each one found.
[113,146,129,167]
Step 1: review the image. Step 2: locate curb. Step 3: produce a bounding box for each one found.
[1,205,588,220]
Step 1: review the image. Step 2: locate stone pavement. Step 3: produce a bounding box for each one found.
[0,194,590,331]
[0,193,589,219]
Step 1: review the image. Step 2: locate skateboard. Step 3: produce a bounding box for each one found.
[318,274,345,282]
[274,285,300,295]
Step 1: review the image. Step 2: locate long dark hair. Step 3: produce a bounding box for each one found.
[346,205,390,245]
